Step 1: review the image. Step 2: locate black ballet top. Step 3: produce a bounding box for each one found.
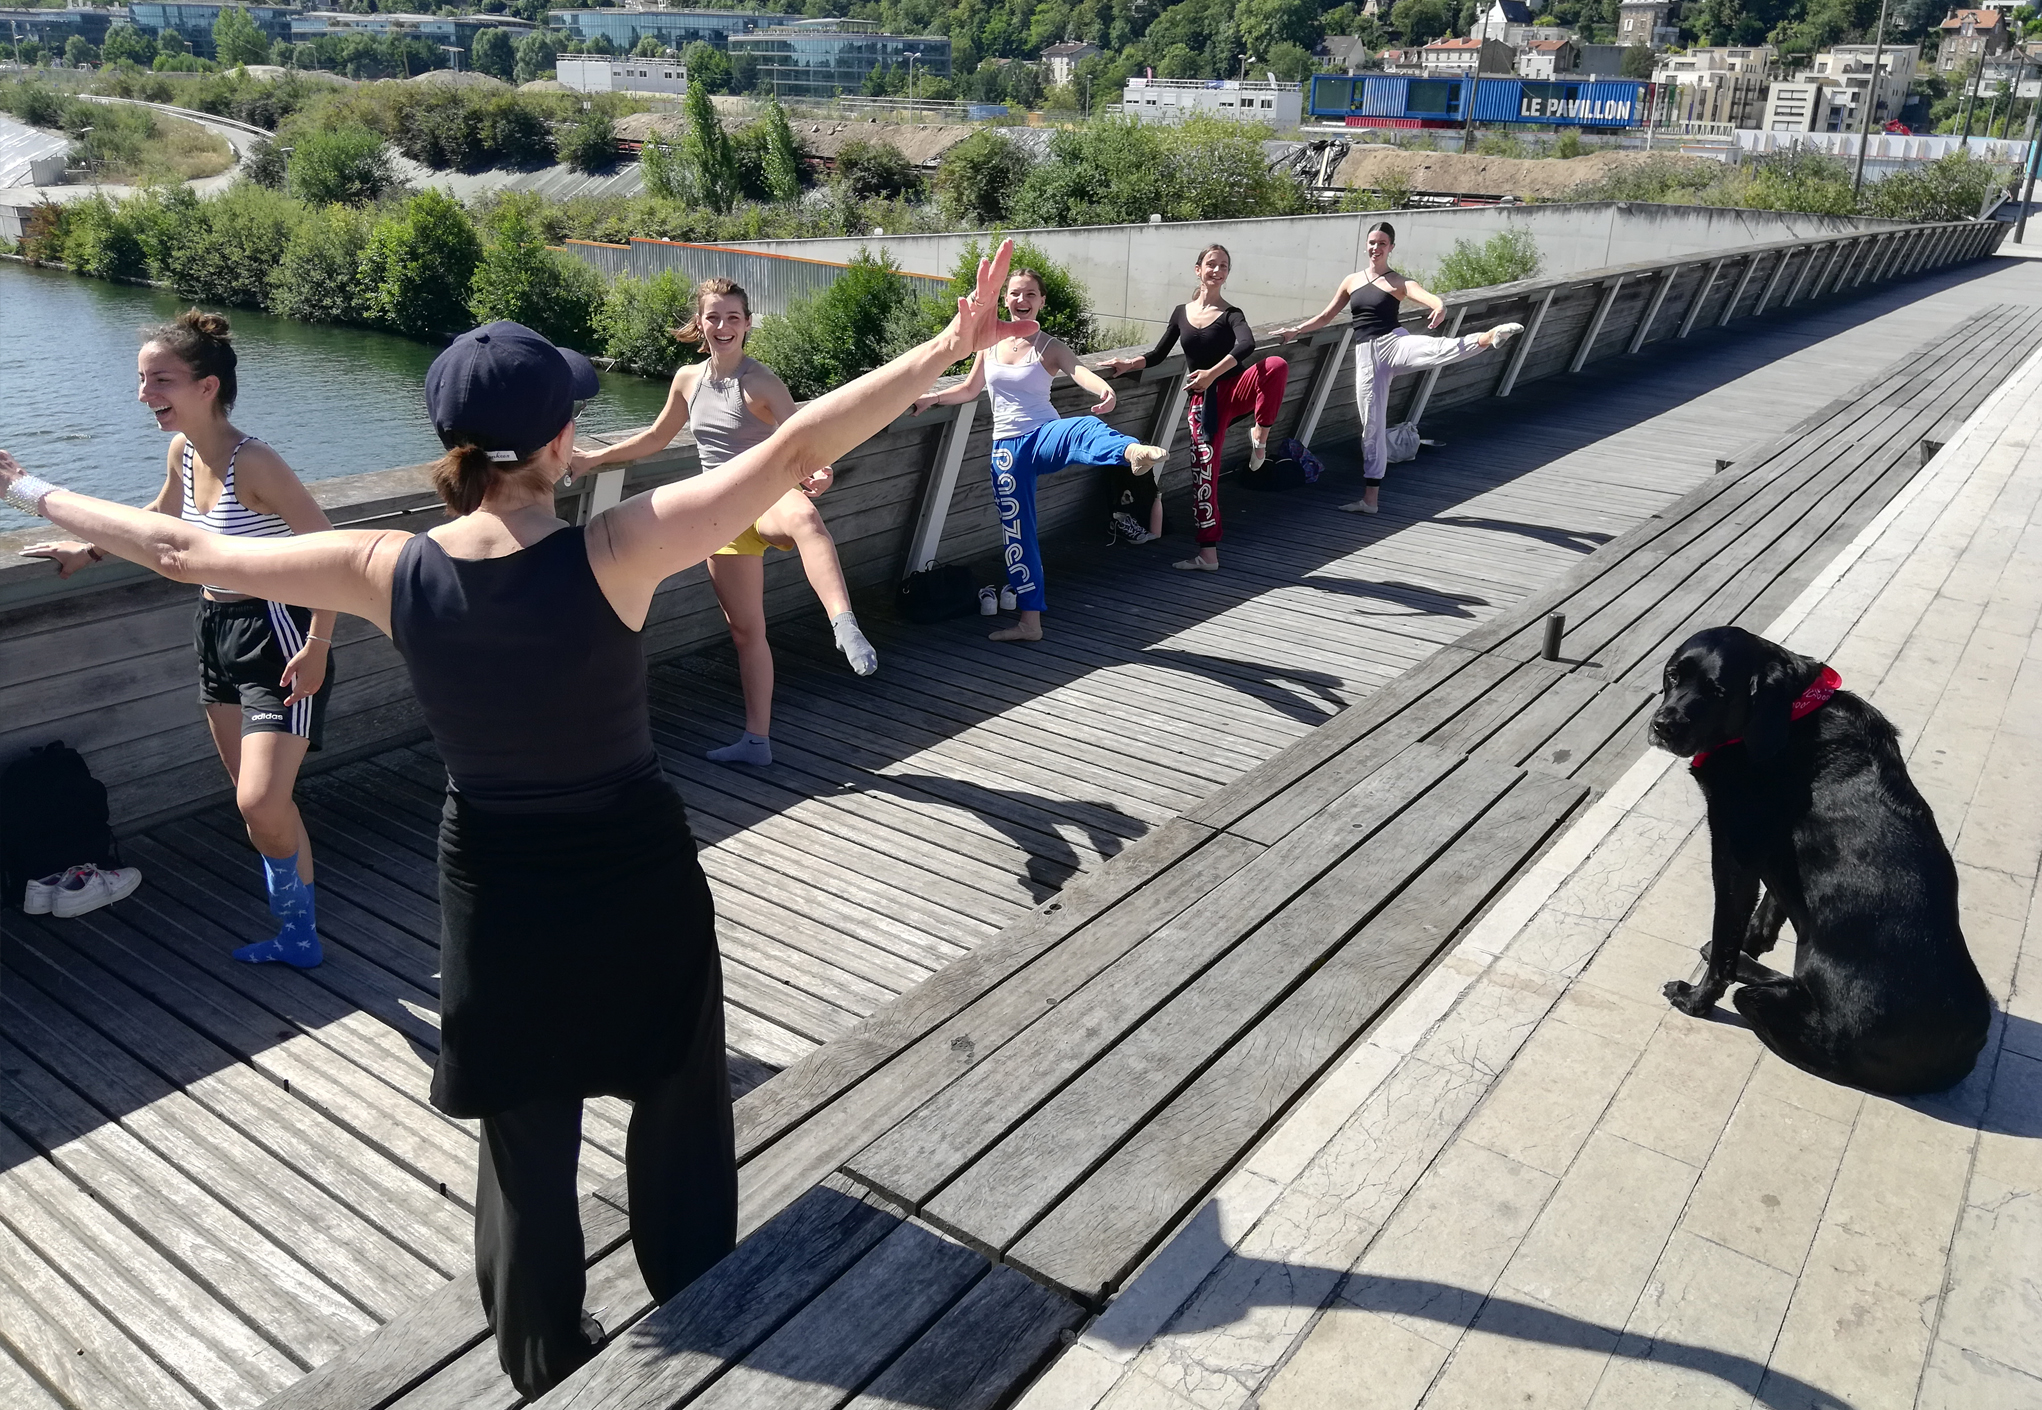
[1349,278,1404,339]
[390,526,661,812]
[1141,303,1256,374]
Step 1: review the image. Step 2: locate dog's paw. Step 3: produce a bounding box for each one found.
[1663,979,1722,1016]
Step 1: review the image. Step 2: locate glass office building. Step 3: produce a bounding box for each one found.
[727,24,950,98]
[129,3,301,51]
[546,8,801,53]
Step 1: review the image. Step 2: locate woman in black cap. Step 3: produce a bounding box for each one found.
[0,241,1035,1399]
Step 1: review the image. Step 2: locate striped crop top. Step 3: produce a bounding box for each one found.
[180,436,291,594]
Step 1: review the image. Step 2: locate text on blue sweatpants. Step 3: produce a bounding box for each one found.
[993,415,1138,613]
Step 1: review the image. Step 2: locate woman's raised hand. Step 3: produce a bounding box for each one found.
[941,239,1036,359]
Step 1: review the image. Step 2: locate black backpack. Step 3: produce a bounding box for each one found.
[0,742,118,908]
[897,564,980,624]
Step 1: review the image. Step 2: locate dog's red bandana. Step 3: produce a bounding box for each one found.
[1691,666,1842,767]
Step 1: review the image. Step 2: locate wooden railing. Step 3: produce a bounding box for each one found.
[0,215,2007,833]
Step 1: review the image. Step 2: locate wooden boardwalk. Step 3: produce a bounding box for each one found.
[0,255,2038,1410]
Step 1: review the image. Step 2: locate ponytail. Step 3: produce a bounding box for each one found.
[428,441,555,517]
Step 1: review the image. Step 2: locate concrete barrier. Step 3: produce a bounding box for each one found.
[0,212,2007,834]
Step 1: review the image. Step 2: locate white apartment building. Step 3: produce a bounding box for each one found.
[1761,78,1837,131]
[1419,35,1516,75]
[1652,45,1775,127]
[556,54,688,95]
[1119,77,1302,126]
[1810,42,1917,130]
[1518,36,1578,78]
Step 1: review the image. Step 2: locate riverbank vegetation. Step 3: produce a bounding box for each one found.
[1573,147,2009,223]
[0,85,233,184]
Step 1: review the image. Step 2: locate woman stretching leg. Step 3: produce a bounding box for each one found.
[913,267,1165,643]
[571,278,877,768]
[25,311,336,964]
[1104,244,1287,571]
[1,241,1034,1401]
[1277,221,1522,516]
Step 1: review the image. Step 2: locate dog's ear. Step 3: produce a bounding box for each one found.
[1743,650,1803,760]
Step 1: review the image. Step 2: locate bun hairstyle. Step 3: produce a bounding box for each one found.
[1191,243,1231,296]
[677,277,752,346]
[1367,221,1397,245]
[145,308,239,411]
[428,442,558,517]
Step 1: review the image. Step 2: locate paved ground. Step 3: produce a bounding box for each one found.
[1024,327,2042,1406]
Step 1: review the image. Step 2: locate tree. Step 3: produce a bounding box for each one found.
[513,29,560,84]
[1389,0,1450,45]
[597,270,699,374]
[1619,43,1654,77]
[747,249,922,400]
[633,34,667,57]
[287,124,396,204]
[270,202,372,323]
[470,27,516,81]
[933,128,1034,226]
[834,139,920,199]
[760,98,802,201]
[213,6,271,67]
[680,78,740,211]
[102,25,156,66]
[157,27,189,57]
[1265,41,1316,81]
[361,188,483,338]
[682,39,730,93]
[1167,116,1311,219]
[1235,0,1321,61]
[244,136,288,188]
[1012,117,1175,227]
[584,34,617,56]
[469,193,606,349]
[64,36,99,67]
[557,110,617,172]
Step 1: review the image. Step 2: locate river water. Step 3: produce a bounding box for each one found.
[1,261,674,532]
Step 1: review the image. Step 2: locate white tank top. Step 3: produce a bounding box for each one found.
[180,436,291,593]
[985,335,1057,442]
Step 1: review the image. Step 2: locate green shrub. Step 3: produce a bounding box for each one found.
[244,136,288,188]
[270,202,372,323]
[61,195,149,281]
[1432,228,1544,294]
[597,270,699,376]
[1741,147,1856,216]
[1167,116,1311,221]
[1013,117,1174,228]
[361,188,483,338]
[1863,151,2008,223]
[835,139,921,200]
[944,235,1093,348]
[160,182,302,308]
[468,193,606,350]
[934,129,1033,227]
[748,248,922,400]
[286,123,394,204]
[1554,129,1584,159]
[558,111,617,174]
[6,81,68,128]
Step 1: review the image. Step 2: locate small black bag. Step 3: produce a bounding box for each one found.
[0,741,118,908]
[898,564,980,624]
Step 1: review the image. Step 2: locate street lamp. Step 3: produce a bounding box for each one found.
[905,51,921,110]
[1850,0,1889,199]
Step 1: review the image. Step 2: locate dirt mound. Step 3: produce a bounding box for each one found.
[788,119,982,167]
[1333,145,1716,200]
[409,70,509,90]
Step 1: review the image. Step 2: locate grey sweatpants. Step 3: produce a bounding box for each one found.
[1356,328,1491,481]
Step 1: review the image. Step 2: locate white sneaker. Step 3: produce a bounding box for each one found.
[999,585,1017,612]
[978,585,999,616]
[23,868,76,915]
[51,864,142,919]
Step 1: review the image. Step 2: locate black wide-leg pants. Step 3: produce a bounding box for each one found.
[473,968,737,1400]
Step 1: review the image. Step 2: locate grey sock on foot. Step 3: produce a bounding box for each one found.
[708,731,772,766]
[831,612,877,676]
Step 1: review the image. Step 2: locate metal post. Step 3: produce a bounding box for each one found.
[1678,259,1724,335]
[1570,277,1624,372]
[1461,67,1482,154]
[1718,252,1762,326]
[1496,286,1554,398]
[1293,326,1354,447]
[1629,265,1678,353]
[1753,246,1794,314]
[1851,0,1890,200]
[1961,46,1986,146]
[1407,306,1466,422]
[1783,241,1831,306]
[2019,127,2042,243]
[901,398,976,577]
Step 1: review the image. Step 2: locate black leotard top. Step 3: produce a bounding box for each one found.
[1349,278,1404,339]
[1141,303,1256,375]
[391,526,661,812]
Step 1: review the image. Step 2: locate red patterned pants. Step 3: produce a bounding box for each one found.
[1183,357,1289,547]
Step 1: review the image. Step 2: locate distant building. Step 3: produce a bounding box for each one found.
[557,53,686,94]
[1937,8,2009,73]
[1378,46,1423,73]
[1040,39,1098,86]
[727,23,950,99]
[1808,43,1918,130]
[1616,0,1680,49]
[1517,36,1578,79]
[1653,46,1773,127]
[546,8,801,55]
[1120,77,1302,126]
[1318,35,1373,71]
[1471,0,1535,43]
[0,5,125,46]
[1761,77,1837,132]
[1575,43,1629,76]
[129,2,299,51]
[1419,35,1516,75]
[292,11,534,49]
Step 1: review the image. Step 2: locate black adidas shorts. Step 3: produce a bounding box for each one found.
[194,598,331,749]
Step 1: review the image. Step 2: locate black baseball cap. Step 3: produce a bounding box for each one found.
[426,322,600,462]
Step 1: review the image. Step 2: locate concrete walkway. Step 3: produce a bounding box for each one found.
[1021,343,2042,1408]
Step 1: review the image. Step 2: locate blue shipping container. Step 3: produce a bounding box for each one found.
[1309,75,1645,129]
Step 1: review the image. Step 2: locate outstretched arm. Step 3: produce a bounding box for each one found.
[912,351,987,414]
[570,366,696,480]
[1396,275,1447,328]
[1044,340,1117,414]
[1276,274,1360,342]
[587,240,1036,628]
[0,452,405,633]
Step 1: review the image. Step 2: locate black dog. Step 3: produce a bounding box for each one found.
[1648,625,1990,1095]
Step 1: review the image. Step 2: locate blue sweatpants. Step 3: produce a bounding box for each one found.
[993,416,1138,613]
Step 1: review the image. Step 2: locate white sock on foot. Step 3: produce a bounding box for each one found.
[831,612,877,676]
[708,732,772,766]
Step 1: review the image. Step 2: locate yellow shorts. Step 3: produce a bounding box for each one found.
[713,523,771,557]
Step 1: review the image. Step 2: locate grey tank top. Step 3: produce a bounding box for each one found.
[687,357,774,471]
[390,527,660,813]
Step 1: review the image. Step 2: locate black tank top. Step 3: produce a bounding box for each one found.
[391,526,661,812]
[1349,279,1403,339]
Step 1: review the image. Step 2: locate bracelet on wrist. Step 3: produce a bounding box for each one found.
[306,634,332,645]
[2,473,60,517]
